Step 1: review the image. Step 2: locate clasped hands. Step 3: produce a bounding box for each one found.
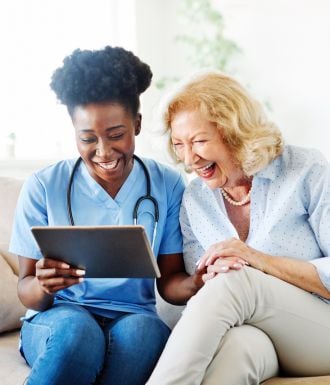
[195,238,260,283]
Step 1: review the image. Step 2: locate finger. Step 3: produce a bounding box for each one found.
[214,257,247,266]
[208,261,243,273]
[192,270,205,290]
[46,280,84,293]
[210,247,243,260]
[36,267,85,279]
[205,255,221,266]
[203,240,248,266]
[40,276,84,293]
[204,244,225,265]
[196,255,210,271]
[199,241,226,268]
[202,272,216,282]
[207,264,229,273]
[195,263,207,275]
[57,268,86,277]
[239,259,249,265]
[37,257,70,270]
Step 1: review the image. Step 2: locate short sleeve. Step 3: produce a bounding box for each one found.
[9,174,47,259]
[158,173,185,255]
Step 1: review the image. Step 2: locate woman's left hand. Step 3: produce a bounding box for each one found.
[197,238,263,281]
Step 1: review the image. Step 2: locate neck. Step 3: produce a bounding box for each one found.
[220,180,252,207]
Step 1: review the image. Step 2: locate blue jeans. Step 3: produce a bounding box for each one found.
[21,303,170,385]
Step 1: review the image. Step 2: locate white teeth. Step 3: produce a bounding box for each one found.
[199,163,214,172]
[97,160,119,170]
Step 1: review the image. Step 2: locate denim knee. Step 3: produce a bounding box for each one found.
[98,313,170,385]
[22,304,105,385]
[112,313,170,350]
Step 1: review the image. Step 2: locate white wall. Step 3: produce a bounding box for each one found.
[1,0,329,177]
[136,0,330,161]
[218,0,330,159]
[0,0,136,163]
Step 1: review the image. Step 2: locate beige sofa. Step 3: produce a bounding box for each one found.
[1,175,330,385]
[0,177,30,385]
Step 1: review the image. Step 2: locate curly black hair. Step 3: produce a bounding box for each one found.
[50,46,152,116]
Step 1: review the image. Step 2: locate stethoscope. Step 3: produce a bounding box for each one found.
[66,155,159,249]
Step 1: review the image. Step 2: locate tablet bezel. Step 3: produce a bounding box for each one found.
[31,225,160,278]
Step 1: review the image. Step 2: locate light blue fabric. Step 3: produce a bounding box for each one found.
[180,145,330,297]
[10,156,184,319]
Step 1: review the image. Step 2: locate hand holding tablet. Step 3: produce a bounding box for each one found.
[31,225,160,278]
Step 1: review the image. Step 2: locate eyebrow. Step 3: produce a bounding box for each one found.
[79,125,125,133]
[171,131,210,140]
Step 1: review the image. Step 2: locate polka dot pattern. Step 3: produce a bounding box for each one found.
[180,145,330,291]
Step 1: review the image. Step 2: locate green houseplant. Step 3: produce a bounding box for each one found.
[156,0,240,89]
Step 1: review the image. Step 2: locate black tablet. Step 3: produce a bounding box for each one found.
[31,225,160,278]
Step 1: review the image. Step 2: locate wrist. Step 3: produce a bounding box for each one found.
[251,250,268,273]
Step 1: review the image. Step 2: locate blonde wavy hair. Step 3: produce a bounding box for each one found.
[162,71,284,176]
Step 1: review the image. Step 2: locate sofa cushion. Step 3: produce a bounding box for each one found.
[0,330,30,385]
[155,288,185,329]
[0,253,26,334]
[1,249,19,276]
[0,177,23,275]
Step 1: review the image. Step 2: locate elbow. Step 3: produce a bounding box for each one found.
[156,278,188,306]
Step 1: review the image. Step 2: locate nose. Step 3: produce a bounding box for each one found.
[95,138,112,157]
[182,144,198,167]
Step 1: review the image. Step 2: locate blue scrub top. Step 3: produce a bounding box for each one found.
[10,157,185,319]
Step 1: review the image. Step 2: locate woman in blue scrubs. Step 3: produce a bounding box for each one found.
[9,46,203,385]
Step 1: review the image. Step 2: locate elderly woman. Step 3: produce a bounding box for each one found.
[147,71,330,385]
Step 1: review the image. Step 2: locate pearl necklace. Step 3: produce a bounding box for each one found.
[220,186,252,206]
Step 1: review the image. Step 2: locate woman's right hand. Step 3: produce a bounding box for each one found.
[35,257,85,295]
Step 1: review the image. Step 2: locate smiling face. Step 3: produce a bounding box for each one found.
[72,102,141,197]
[170,109,245,189]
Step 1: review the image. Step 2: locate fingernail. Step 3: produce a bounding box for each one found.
[220,266,229,271]
[78,278,85,283]
[62,263,70,268]
[76,269,86,275]
[195,258,201,266]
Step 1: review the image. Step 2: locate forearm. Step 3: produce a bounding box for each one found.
[157,272,203,306]
[18,276,54,311]
[252,252,330,299]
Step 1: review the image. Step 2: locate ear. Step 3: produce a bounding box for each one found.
[135,113,142,136]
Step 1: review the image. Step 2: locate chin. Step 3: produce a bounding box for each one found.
[200,178,219,190]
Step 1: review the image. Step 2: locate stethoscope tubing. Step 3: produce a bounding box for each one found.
[67,155,159,250]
